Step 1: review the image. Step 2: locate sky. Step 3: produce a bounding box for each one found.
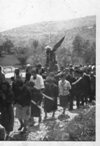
[0,0,98,32]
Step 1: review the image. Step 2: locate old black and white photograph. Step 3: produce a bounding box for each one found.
[0,0,97,143]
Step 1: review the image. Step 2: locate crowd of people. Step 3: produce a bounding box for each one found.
[0,63,96,140]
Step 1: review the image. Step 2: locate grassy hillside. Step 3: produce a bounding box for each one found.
[0,15,96,66]
[1,15,95,35]
[0,15,96,47]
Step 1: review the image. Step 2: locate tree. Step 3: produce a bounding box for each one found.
[0,45,3,56]
[90,42,96,65]
[33,40,39,51]
[72,35,83,57]
[32,40,40,66]
[3,39,14,54]
[17,55,28,67]
[16,47,29,68]
[82,40,96,65]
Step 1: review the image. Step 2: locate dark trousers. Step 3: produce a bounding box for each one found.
[76,96,80,108]
[69,93,74,110]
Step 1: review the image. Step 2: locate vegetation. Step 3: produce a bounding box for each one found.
[72,35,96,65]
[0,38,14,56]
[67,106,95,141]
[0,16,96,67]
[15,47,29,68]
[42,106,95,141]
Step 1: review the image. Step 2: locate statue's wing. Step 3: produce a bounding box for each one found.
[52,36,65,52]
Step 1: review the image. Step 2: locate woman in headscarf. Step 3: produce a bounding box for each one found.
[43,73,58,119]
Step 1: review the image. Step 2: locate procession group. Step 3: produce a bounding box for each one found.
[0,63,96,139]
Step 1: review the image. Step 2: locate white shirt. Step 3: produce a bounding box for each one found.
[30,74,44,90]
[58,79,71,96]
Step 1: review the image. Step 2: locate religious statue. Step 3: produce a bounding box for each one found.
[45,36,65,73]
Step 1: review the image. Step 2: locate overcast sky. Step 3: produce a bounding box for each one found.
[0,0,98,32]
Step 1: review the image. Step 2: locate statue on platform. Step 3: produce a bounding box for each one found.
[45,36,65,73]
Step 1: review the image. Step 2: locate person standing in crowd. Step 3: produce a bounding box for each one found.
[36,64,47,79]
[82,68,91,104]
[25,64,32,83]
[0,81,14,138]
[12,68,23,105]
[72,69,83,108]
[13,80,31,132]
[14,68,22,80]
[27,81,42,125]
[72,68,91,108]
[0,66,5,84]
[30,68,45,91]
[36,64,43,75]
[58,73,71,115]
[30,69,44,123]
[66,68,76,110]
[12,68,26,132]
[43,75,58,119]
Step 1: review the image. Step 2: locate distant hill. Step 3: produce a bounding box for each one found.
[0,15,96,48]
[0,15,96,66]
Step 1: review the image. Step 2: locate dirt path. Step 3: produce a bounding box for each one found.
[8,103,95,141]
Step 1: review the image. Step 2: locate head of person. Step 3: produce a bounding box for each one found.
[15,68,20,76]
[1,81,10,92]
[36,63,42,74]
[74,69,83,78]
[90,71,94,77]
[64,68,69,76]
[60,73,66,81]
[45,75,56,85]
[11,76,14,81]
[36,63,42,69]
[26,64,31,73]
[70,68,74,77]
[45,72,55,82]
[26,81,35,88]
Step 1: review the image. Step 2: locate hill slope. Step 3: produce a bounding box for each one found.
[0,15,96,48]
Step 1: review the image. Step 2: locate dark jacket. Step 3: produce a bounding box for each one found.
[12,78,23,103]
[66,75,76,84]
[71,74,91,97]
[0,82,14,110]
[25,72,31,82]
[0,82,14,133]
[16,85,31,107]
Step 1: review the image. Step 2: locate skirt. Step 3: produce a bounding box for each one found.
[31,102,41,117]
[59,95,69,108]
[44,97,57,113]
[15,104,30,121]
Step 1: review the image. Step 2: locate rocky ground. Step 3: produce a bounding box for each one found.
[8,101,95,141]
